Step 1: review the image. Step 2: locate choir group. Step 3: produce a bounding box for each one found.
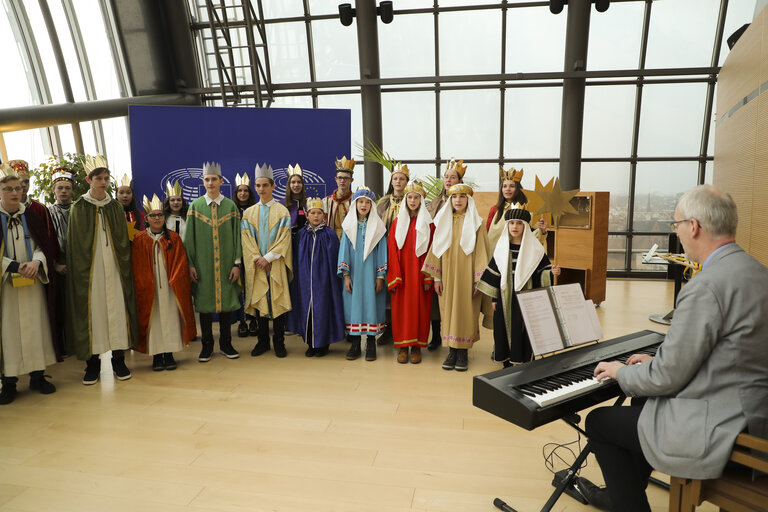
[0,155,560,405]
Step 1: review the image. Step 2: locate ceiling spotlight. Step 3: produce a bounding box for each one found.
[378,1,394,24]
[338,3,354,26]
[549,0,566,15]
[594,0,610,12]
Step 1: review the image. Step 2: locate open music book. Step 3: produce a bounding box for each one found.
[517,283,603,356]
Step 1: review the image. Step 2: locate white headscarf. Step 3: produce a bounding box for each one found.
[493,217,546,292]
[394,195,433,257]
[341,193,387,261]
[430,195,482,258]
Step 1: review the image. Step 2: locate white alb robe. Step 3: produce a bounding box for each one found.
[145,231,184,355]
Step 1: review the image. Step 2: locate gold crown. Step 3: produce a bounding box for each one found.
[8,160,29,177]
[445,158,467,178]
[165,180,182,198]
[500,166,523,182]
[0,162,18,179]
[305,197,324,212]
[288,164,303,177]
[84,155,108,174]
[235,172,251,187]
[117,174,132,188]
[447,184,473,197]
[391,162,410,177]
[142,194,163,214]
[403,180,426,198]
[335,156,356,172]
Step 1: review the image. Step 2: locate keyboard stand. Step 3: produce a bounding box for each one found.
[492,397,625,512]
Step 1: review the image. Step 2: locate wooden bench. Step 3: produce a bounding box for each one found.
[669,433,768,512]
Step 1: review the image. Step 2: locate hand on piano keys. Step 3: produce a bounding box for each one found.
[594,361,624,383]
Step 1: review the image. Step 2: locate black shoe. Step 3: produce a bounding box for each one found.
[164,353,177,370]
[365,339,377,361]
[112,356,132,380]
[442,348,457,370]
[575,477,611,511]
[346,340,361,360]
[199,343,214,362]
[455,349,468,372]
[29,373,56,394]
[428,321,442,351]
[152,354,165,371]
[305,346,316,357]
[83,357,101,385]
[250,339,270,357]
[274,341,287,358]
[0,381,17,405]
[377,325,392,345]
[248,320,258,336]
[220,341,240,359]
[237,321,248,338]
[315,346,329,357]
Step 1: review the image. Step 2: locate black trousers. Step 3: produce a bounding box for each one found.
[585,405,653,512]
[256,311,285,344]
[199,312,233,345]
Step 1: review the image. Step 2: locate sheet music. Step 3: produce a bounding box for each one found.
[551,284,601,346]
[517,288,564,355]
[585,300,603,341]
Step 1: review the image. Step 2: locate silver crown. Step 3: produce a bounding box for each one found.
[254,162,274,181]
[202,161,222,176]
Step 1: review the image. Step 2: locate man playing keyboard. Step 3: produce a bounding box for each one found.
[584,184,768,512]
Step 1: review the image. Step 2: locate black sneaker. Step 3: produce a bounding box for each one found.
[248,319,258,336]
[199,343,214,362]
[152,354,165,371]
[454,349,468,372]
[220,341,240,359]
[442,348,457,370]
[365,339,377,361]
[274,341,287,358]
[346,340,361,360]
[305,346,316,357]
[29,375,56,394]
[0,382,17,405]
[112,357,132,380]
[164,353,177,370]
[315,346,329,357]
[83,358,101,385]
[250,340,270,357]
[237,321,248,338]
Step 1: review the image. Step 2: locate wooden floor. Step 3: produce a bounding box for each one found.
[0,279,715,512]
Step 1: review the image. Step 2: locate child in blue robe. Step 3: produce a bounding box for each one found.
[337,187,387,361]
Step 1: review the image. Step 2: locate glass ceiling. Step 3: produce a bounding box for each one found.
[0,0,759,274]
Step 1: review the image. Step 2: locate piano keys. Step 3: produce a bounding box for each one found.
[473,330,664,431]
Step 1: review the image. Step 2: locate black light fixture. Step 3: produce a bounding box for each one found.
[594,0,610,12]
[378,1,394,24]
[549,0,565,15]
[339,3,354,26]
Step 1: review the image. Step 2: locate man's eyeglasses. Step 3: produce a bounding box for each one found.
[147,213,164,219]
[668,218,693,231]
[335,176,352,182]
[1,186,23,193]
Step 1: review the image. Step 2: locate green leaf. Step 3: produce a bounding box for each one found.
[30,153,115,205]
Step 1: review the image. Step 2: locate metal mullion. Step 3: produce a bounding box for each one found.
[699,0,729,184]
[254,1,273,96]
[205,0,231,105]
[219,1,240,104]
[498,0,507,168]
[99,0,131,97]
[434,0,441,178]
[626,0,653,273]
[302,0,319,108]
[242,0,262,106]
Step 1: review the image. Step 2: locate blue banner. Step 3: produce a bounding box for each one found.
[128,105,351,204]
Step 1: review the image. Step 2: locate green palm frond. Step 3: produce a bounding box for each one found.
[355,139,397,171]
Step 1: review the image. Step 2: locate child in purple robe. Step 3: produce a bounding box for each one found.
[291,198,345,356]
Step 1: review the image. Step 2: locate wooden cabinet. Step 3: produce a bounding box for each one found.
[549,192,609,305]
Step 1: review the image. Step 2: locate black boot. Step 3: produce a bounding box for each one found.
[199,342,214,362]
[237,320,248,338]
[0,376,18,405]
[455,349,468,372]
[377,324,393,345]
[365,338,377,361]
[112,350,132,380]
[248,318,258,336]
[251,313,271,356]
[29,370,56,394]
[346,336,361,360]
[218,312,239,359]
[83,355,101,385]
[164,352,177,370]
[442,347,457,370]
[428,320,442,351]
[199,313,215,362]
[273,315,287,358]
[152,354,165,371]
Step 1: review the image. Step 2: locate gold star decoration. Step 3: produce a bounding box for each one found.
[526,177,580,228]
[126,220,141,241]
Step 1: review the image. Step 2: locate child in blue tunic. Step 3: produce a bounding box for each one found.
[337,187,388,361]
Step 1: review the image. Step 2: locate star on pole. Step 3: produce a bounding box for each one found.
[527,177,580,228]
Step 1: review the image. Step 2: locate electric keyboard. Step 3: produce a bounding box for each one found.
[472,330,664,431]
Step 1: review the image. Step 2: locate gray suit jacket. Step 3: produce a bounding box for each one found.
[618,244,768,479]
